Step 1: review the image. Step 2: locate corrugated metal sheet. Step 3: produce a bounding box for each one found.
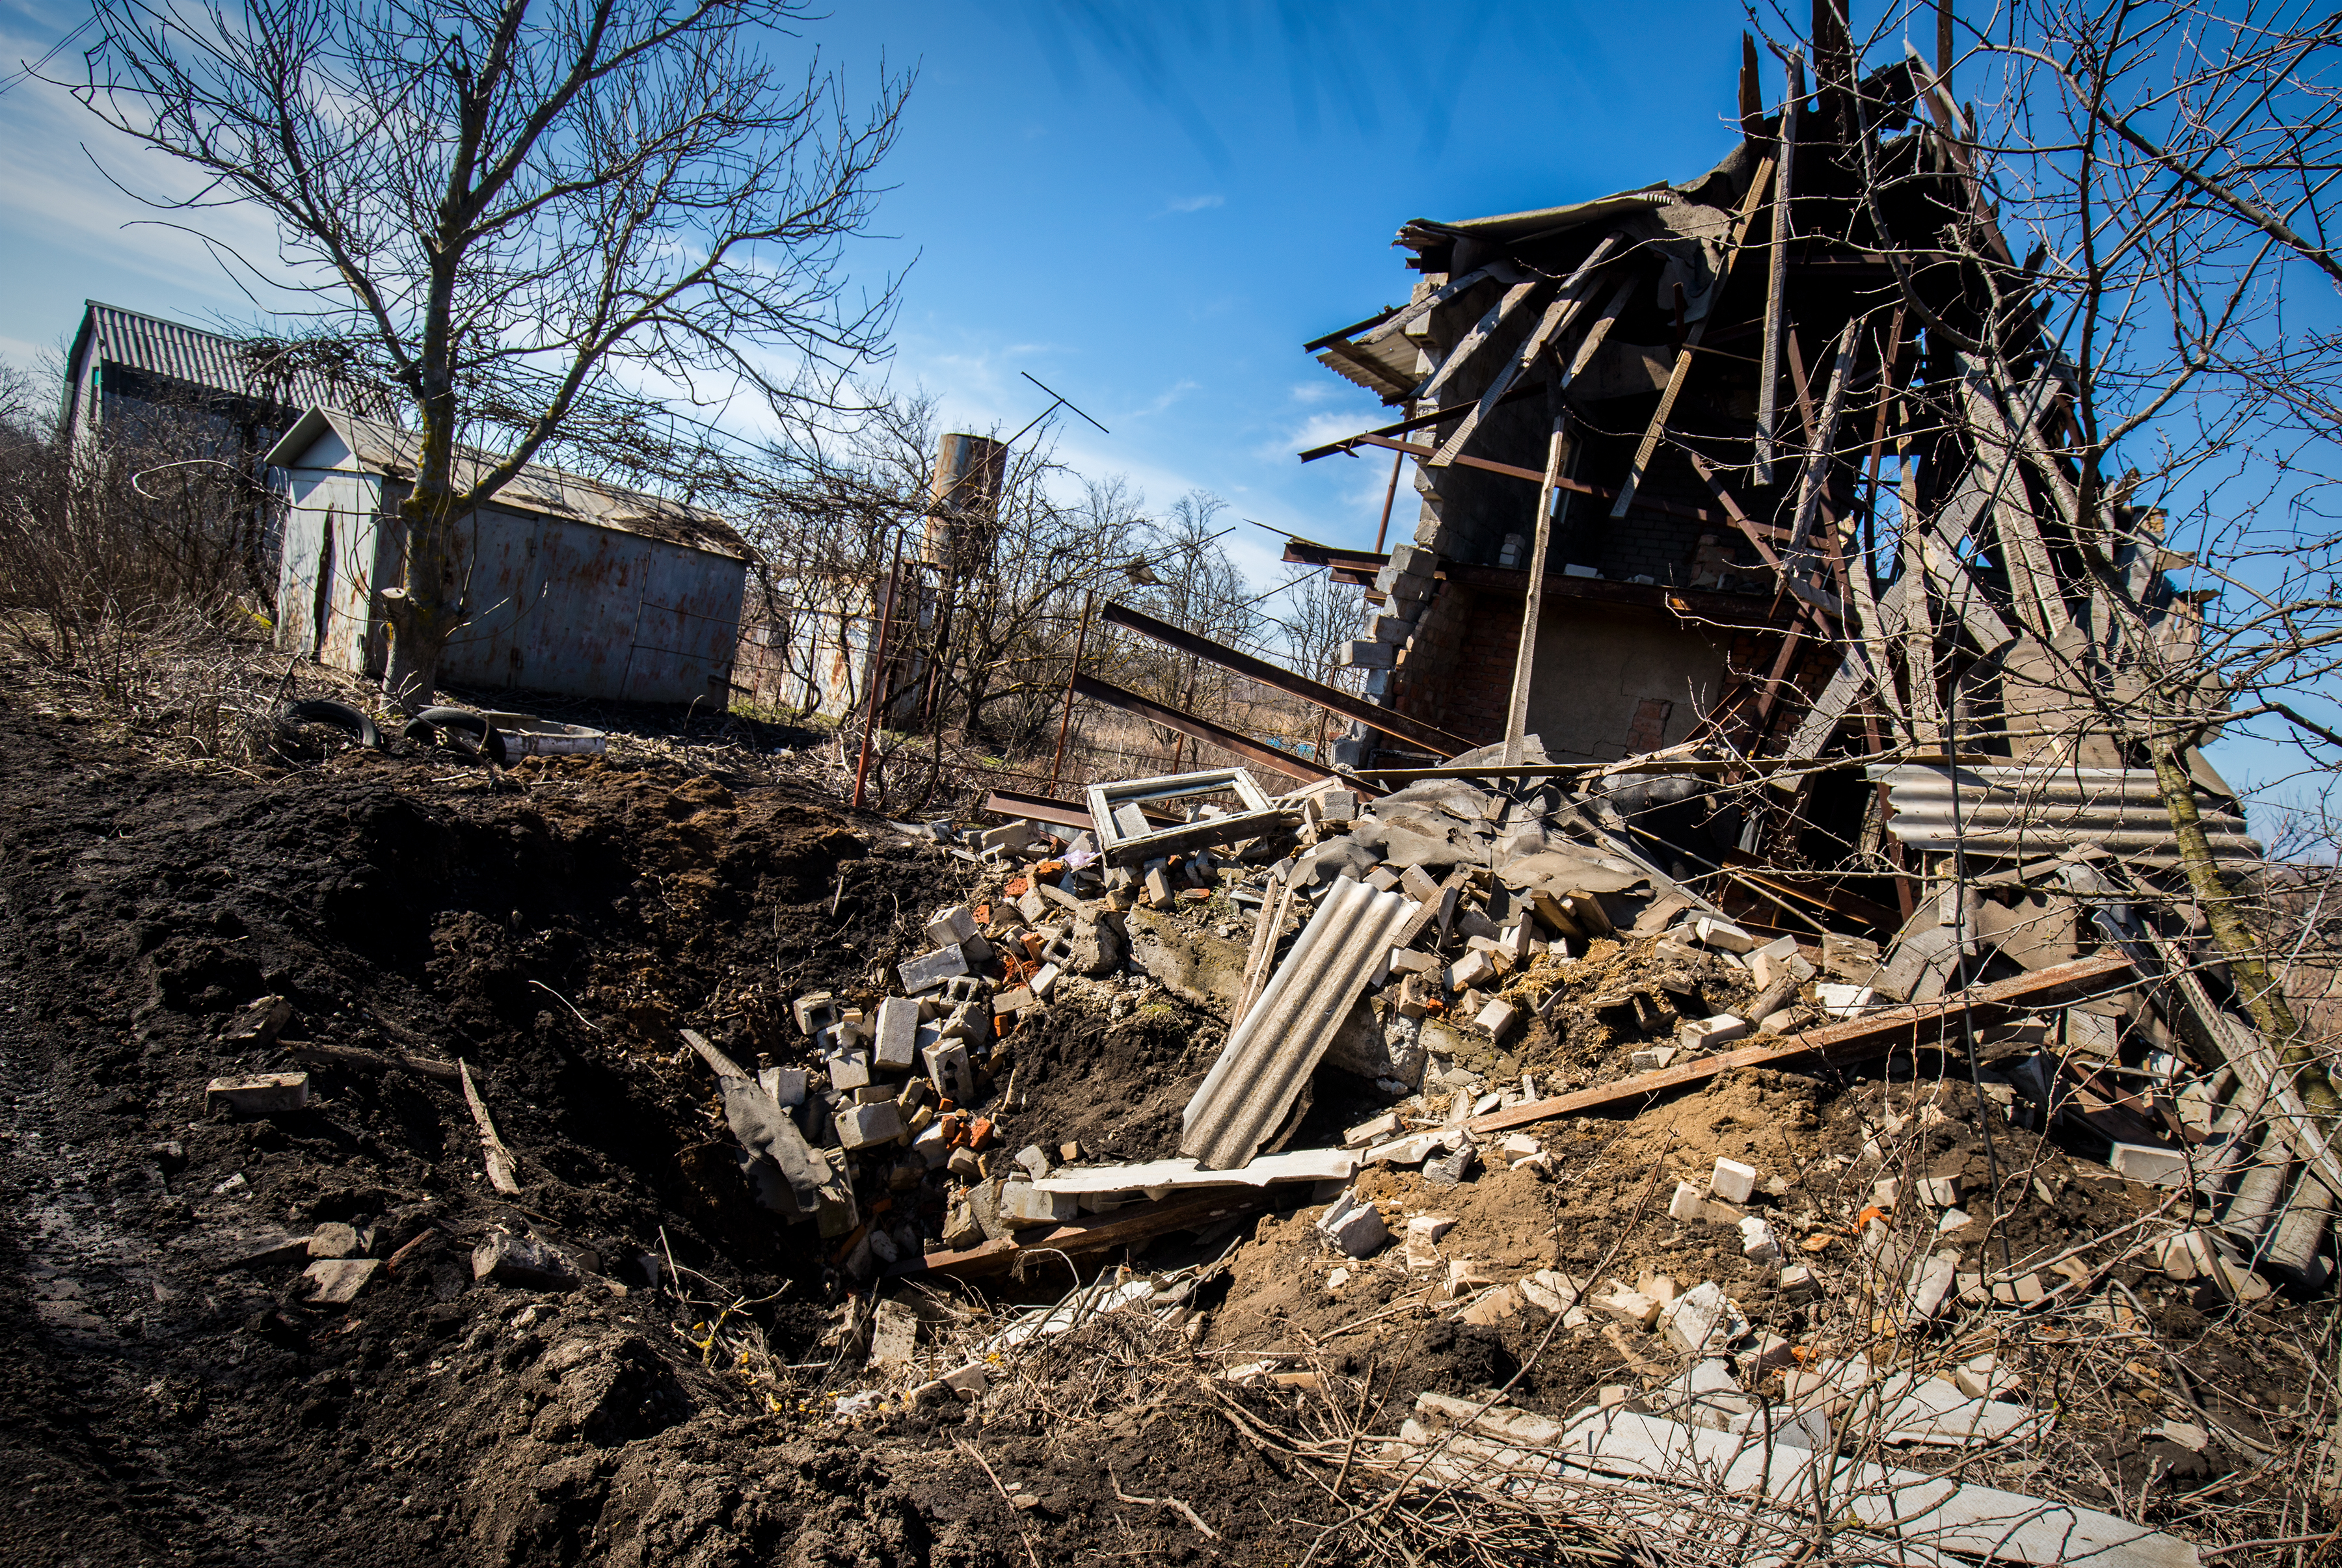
[74,301,353,411]
[1868,765,2261,866]
[1181,876,1418,1171]
[273,416,747,703]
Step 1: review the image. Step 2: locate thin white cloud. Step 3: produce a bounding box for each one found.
[1117,378,1199,421]
[1159,193,1224,215]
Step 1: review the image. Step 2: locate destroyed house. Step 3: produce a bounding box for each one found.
[1297,49,2239,854]
[265,407,751,704]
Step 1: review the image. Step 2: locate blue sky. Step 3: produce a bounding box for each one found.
[0,0,1760,575]
[0,0,2323,832]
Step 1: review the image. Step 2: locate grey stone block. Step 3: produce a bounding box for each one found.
[923,1038,975,1102]
[205,1072,310,1115]
[898,944,971,994]
[837,1101,906,1150]
[471,1233,575,1290]
[873,996,921,1070]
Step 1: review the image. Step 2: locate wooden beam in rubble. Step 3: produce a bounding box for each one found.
[1462,953,2134,1137]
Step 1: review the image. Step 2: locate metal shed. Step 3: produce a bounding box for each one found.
[265,408,751,704]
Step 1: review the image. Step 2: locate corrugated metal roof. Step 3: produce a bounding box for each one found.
[75,301,351,409]
[1868,765,2262,867]
[1181,876,1418,1171]
[267,406,749,561]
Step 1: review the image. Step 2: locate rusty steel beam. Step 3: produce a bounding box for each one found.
[1070,673,1360,790]
[1462,953,2134,1137]
[1100,600,1469,758]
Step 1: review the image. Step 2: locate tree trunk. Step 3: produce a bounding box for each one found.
[381,441,464,715]
[2148,740,2338,1115]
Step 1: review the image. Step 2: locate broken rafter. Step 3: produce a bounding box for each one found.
[1338,263,1500,349]
[1785,318,1863,550]
[1559,268,1641,388]
[1413,272,1555,407]
[459,1057,522,1195]
[1099,600,1468,758]
[1429,234,1622,468]
[1902,49,2017,267]
[1609,153,1778,519]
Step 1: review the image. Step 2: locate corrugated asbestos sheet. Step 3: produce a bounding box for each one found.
[84,302,349,409]
[1868,765,2262,866]
[1181,876,1417,1171]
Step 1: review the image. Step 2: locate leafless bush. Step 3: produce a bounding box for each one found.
[0,367,278,758]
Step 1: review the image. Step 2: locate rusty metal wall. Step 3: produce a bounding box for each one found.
[275,448,744,702]
[439,503,746,703]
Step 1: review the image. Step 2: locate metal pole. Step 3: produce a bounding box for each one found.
[1372,445,1406,553]
[1501,419,1570,767]
[1047,591,1095,794]
[850,544,902,812]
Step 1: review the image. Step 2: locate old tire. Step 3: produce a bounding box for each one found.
[401,706,509,766]
[277,699,381,751]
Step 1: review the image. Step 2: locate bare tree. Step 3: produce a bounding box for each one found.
[73,0,908,708]
[1275,565,1366,690]
[1904,2,2342,1060]
[1736,2,2342,1100]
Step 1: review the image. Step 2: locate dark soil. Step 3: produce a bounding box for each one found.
[3,690,2328,1565]
[0,697,1327,1567]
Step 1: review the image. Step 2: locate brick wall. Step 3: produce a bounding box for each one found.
[1389,581,1514,747]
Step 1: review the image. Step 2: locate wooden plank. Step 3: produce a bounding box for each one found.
[1099,599,1470,758]
[1610,155,1778,518]
[1461,954,2134,1137]
[288,1040,461,1083]
[1414,274,1553,406]
[1753,60,1797,485]
[884,1189,1276,1281]
[1430,235,1621,468]
[1501,421,1570,764]
[1071,672,1342,789]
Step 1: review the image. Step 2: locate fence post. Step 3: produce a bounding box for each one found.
[850,544,903,812]
[1047,591,1095,795]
